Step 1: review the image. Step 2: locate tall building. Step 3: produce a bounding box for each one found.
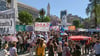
[60,10,67,19]
[47,3,50,16]
[67,14,82,24]
[60,10,67,26]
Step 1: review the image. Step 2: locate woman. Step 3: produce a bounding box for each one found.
[36,39,46,56]
[48,39,54,56]
[62,42,71,56]
[1,44,9,56]
[36,38,41,55]
[57,41,62,56]
[9,42,18,56]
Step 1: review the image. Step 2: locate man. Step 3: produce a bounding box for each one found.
[9,42,18,56]
[94,41,100,56]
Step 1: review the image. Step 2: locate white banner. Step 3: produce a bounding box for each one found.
[0,9,15,34]
[35,22,50,31]
[0,18,15,34]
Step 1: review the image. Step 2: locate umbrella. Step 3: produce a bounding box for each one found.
[4,36,18,42]
[68,36,91,40]
[60,32,68,36]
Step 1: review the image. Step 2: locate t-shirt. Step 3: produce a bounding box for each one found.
[9,47,17,56]
[94,44,100,54]
[0,49,9,56]
[37,43,46,56]
[18,35,23,44]
[27,39,32,44]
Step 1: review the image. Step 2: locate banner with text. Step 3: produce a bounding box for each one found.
[0,19,15,34]
[35,22,50,31]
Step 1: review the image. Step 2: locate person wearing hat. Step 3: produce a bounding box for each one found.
[36,39,46,56]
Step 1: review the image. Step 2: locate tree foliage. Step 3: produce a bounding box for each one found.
[43,16,50,22]
[39,8,45,16]
[18,11,33,25]
[36,16,50,22]
[86,0,100,26]
[73,20,80,28]
[35,8,50,22]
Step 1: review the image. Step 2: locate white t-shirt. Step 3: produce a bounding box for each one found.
[18,35,23,44]
[27,39,32,44]
[0,49,9,56]
[9,47,17,56]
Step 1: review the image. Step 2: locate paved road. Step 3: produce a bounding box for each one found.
[19,51,49,56]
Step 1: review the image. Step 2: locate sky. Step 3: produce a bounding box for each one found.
[18,0,89,18]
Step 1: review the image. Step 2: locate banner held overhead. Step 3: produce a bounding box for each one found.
[35,22,50,31]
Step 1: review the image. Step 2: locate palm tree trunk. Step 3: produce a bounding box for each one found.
[94,0,97,28]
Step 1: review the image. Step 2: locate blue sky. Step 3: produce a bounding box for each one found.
[18,0,89,18]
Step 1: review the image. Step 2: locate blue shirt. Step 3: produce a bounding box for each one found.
[94,43,100,54]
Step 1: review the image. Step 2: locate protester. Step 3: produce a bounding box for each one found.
[1,43,9,56]
[57,41,62,56]
[94,41,100,56]
[36,38,46,56]
[62,42,71,56]
[48,40,54,56]
[36,38,41,54]
[9,42,18,56]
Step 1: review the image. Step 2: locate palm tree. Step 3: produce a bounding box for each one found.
[86,0,99,28]
[39,8,45,22]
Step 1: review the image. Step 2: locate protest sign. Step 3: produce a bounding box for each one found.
[0,19,15,34]
[35,22,50,31]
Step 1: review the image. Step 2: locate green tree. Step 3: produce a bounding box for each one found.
[36,16,50,22]
[86,0,100,28]
[39,8,45,22]
[43,16,50,22]
[73,20,80,28]
[35,18,41,22]
[79,24,84,28]
[18,11,33,25]
[35,8,50,22]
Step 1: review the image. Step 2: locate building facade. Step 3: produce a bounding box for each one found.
[0,0,39,20]
[18,2,39,19]
[60,10,67,20]
[0,0,7,11]
[60,10,67,26]
[67,14,82,24]
[47,3,50,17]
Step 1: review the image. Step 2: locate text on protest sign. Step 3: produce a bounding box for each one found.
[35,22,50,31]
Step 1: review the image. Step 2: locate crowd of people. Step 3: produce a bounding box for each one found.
[0,30,100,56]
